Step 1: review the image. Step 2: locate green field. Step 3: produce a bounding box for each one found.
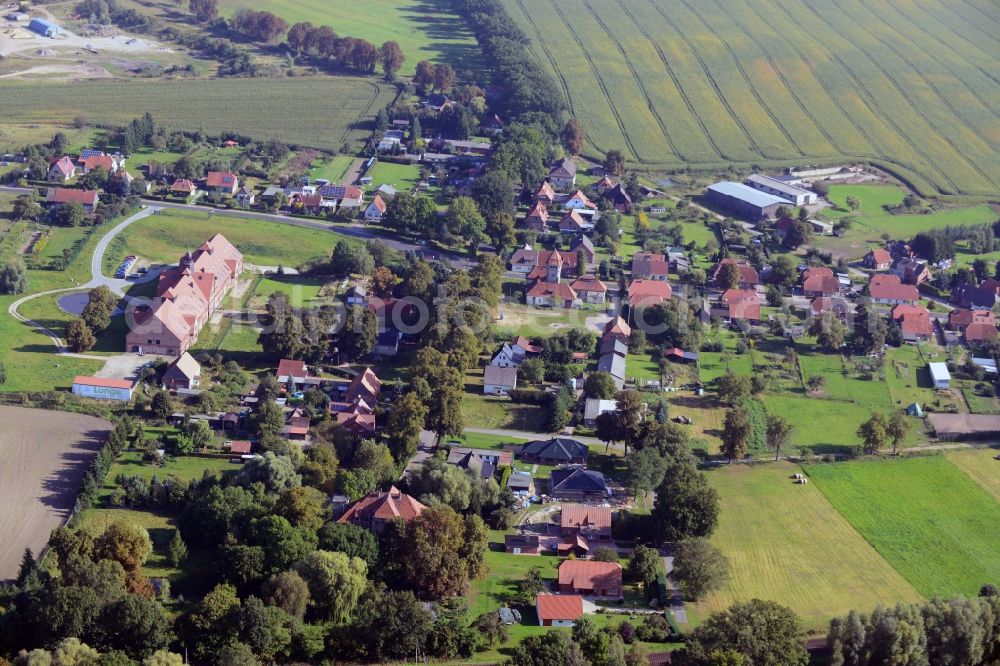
[944,448,1000,503]
[309,155,355,183]
[105,208,355,270]
[502,0,1000,196]
[217,0,480,76]
[366,161,424,194]
[807,456,1000,598]
[0,77,396,152]
[698,462,922,630]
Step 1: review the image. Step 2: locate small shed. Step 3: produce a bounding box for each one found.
[928,362,951,390]
[906,403,923,418]
[28,18,61,37]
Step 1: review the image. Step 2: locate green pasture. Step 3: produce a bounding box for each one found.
[698,462,922,631]
[807,456,1000,598]
[0,77,396,152]
[255,275,329,307]
[503,0,1000,196]
[104,208,353,270]
[945,448,1000,503]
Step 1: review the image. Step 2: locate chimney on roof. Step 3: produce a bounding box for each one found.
[181,251,193,268]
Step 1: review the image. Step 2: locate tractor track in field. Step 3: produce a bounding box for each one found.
[675,0,805,158]
[798,0,964,194]
[849,2,999,189]
[748,0,923,183]
[614,0,726,161]
[647,0,767,161]
[707,0,840,157]
[948,0,1000,54]
[548,0,642,161]
[880,0,1000,93]
[803,0,997,192]
[583,0,682,162]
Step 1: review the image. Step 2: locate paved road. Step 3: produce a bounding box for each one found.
[659,547,689,624]
[463,427,604,446]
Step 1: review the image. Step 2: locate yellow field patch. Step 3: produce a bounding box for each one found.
[946,448,1000,502]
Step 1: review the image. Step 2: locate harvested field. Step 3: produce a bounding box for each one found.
[503,0,1000,196]
[0,406,110,580]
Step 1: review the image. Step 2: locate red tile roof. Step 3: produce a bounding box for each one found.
[47,188,98,206]
[965,322,997,342]
[948,308,994,329]
[603,316,631,340]
[628,279,673,307]
[83,155,115,172]
[866,248,892,266]
[869,274,919,303]
[534,181,555,201]
[713,258,759,286]
[337,486,426,526]
[277,358,308,380]
[536,594,584,622]
[51,155,75,176]
[527,281,577,301]
[206,171,237,188]
[570,275,607,293]
[558,560,622,592]
[229,440,252,454]
[632,252,670,278]
[370,194,386,213]
[72,376,133,389]
[525,201,548,222]
[721,289,761,320]
[891,304,933,338]
[802,267,839,295]
[171,178,197,193]
[559,210,587,231]
[561,504,612,531]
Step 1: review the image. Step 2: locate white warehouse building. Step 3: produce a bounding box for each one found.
[744,173,817,206]
[928,362,951,390]
[72,376,134,401]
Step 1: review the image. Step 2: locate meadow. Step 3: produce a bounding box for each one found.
[0,77,397,152]
[502,0,1000,197]
[807,456,1000,598]
[217,0,480,76]
[945,448,1000,502]
[105,208,356,270]
[697,462,922,631]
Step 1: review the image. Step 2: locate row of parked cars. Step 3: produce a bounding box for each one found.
[115,256,137,279]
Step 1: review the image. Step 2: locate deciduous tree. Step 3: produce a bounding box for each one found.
[672,537,729,601]
[293,550,368,623]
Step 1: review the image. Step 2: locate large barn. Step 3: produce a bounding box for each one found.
[706,181,787,219]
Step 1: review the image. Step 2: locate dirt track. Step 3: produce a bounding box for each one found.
[0,406,110,581]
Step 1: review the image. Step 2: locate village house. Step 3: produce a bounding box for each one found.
[890,257,931,286]
[570,275,608,304]
[713,258,759,289]
[46,188,99,214]
[948,308,997,344]
[235,186,255,207]
[491,342,525,368]
[550,468,608,500]
[533,180,556,205]
[548,157,577,191]
[162,352,201,390]
[570,235,595,264]
[583,398,616,425]
[511,335,540,358]
[864,248,892,271]
[205,171,239,196]
[446,447,512,480]
[282,409,312,441]
[632,252,670,281]
[598,350,627,388]
[483,365,518,395]
[277,358,309,387]
[125,235,243,356]
[523,201,549,231]
[952,280,1000,309]
[628,279,672,308]
[720,289,761,322]
[81,154,121,175]
[801,267,840,298]
[560,504,612,542]
[337,486,427,533]
[810,296,849,320]
[562,190,598,213]
[891,304,934,342]
[604,183,632,212]
[868,274,919,305]
[602,317,631,349]
[364,194,386,222]
[558,560,622,598]
[505,534,540,555]
[526,281,578,309]
[520,437,588,465]
[536,595,584,627]
[170,179,197,196]
[558,210,591,235]
[345,284,368,306]
[47,156,77,182]
[594,176,617,193]
[510,247,579,277]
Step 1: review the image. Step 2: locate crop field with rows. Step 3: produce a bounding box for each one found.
[503,0,1000,197]
[0,77,397,152]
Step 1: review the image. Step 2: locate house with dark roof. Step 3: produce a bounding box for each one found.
[162,352,201,390]
[520,438,588,465]
[605,183,632,212]
[570,235,595,263]
[446,446,512,480]
[632,252,670,281]
[598,352,626,388]
[557,560,622,597]
[483,365,518,395]
[890,257,931,286]
[952,281,1000,309]
[505,534,540,555]
[599,337,628,358]
[549,468,608,500]
[548,157,577,190]
[337,486,427,533]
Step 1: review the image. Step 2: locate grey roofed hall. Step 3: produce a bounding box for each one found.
[550,468,607,494]
[744,173,812,199]
[521,437,588,462]
[483,364,518,388]
[706,181,787,209]
[599,337,628,357]
[597,352,626,379]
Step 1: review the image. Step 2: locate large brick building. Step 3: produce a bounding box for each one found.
[125,234,243,356]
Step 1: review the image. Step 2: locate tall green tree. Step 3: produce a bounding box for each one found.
[857,412,889,454]
[293,550,368,623]
[672,537,729,601]
[680,599,808,666]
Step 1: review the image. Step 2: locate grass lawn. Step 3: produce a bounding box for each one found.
[108,451,239,485]
[309,155,355,183]
[626,353,661,382]
[216,321,264,354]
[461,393,547,433]
[106,208,358,270]
[697,462,922,631]
[826,184,906,214]
[366,161,424,193]
[255,275,329,307]
[807,456,1000,598]
[944,448,1000,503]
